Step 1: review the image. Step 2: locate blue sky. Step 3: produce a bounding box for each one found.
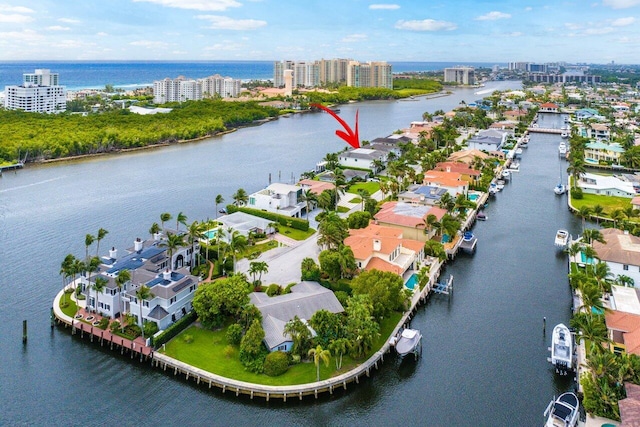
[1,0,640,63]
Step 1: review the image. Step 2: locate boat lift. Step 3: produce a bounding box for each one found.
[432,274,453,297]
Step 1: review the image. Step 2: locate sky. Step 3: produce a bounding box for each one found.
[1,0,640,63]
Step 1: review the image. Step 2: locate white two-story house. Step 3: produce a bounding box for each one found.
[247,183,305,218]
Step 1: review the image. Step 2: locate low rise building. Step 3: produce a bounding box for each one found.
[338,148,387,171]
[578,172,636,198]
[584,141,623,165]
[247,183,305,218]
[593,228,640,285]
[373,201,447,242]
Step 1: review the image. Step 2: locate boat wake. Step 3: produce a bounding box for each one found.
[0,176,66,194]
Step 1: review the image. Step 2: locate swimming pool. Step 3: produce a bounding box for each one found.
[468,193,479,201]
[579,251,595,264]
[204,229,218,240]
[405,273,419,290]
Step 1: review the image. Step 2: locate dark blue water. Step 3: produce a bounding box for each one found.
[0,61,503,91]
[0,81,579,427]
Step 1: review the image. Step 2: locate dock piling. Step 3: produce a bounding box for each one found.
[22,319,28,343]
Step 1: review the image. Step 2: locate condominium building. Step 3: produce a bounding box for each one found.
[273,58,392,89]
[444,67,476,85]
[347,61,393,89]
[153,74,242,104]
[4,69,66,113]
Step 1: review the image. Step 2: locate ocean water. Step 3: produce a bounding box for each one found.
[0,60,503,91]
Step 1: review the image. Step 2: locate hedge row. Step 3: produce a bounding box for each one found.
[225,205,309,231]
[152,310,197,348]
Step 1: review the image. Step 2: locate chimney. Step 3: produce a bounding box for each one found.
[163,269,172,281]
[134,237,143,252]
[373,239,381,252]
[109,247,117,260]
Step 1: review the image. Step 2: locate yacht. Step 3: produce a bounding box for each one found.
[554,230,569,249]
[544,392,580,427]
[394,328,422,359]
[549,323,573,374]
[558,142,567,156]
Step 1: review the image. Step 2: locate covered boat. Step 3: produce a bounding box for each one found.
[544,392,580,427]
[395,328,422,359]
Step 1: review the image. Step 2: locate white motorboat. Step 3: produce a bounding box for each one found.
[515,148,523,157]
[549,323,573,374]
[554,183,566,195]
[554,230,569,248]
[501,169,511,180]
[544,392,580,427]
[509,161,520,171]
[394,328,422,359]
[561,131,568,139]
[476,211,487,221]
[558,142,567,156]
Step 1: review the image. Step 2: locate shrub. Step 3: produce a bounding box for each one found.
[98,318,110,330]
[223,345,236,359]
[283,282,296,294]
[266,283,281,297]
[144,321,159,337]
[226,323,243,346]
[263,351,290,377]
[183,334,194,344]
[109,320,121,332]
[570,186,583,199]
[153,310,197,348]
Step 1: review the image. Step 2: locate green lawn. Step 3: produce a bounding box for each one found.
[277,225,316,241]
[347,182,380,195]
[348,197,362,204]
[241,239,278,258]
[59,292,78,317]
[571,193,633,214]
[161,310,404,385]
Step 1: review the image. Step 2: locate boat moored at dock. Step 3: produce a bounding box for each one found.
[544,392,580,427]
[392,328,423,360]
[548,323,574,375]
[554,230,569,249]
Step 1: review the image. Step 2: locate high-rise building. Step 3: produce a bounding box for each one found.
[346,61,393,89]
[152,74,241,104]
[4,69,66,113]
[444,67,475,85]
[273,58,391,89]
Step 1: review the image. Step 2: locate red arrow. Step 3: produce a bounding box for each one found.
[311,103,360,149]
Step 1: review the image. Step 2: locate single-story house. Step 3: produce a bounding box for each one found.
[215,211,276,240]
[578,173,636,198]
[398,185,447,206]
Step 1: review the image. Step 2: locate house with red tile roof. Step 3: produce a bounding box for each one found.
[422,170,469,197]
[345,223,425,276]
[605,310,640,355]
[298,179,335,195]
[619,383,640,426]
[373,201,447,242]
[539,102,559,112]
[448,149,490,165]
[434,162,481,185]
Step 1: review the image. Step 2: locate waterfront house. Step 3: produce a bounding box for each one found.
[466,129,508,152]
[247,183,306,218]
[503,109,528,122]
[592,229,640,285]
[587,123,611,141]
[249,281,344,352]
[575,108,605,121]
[373,201,447,242]
[398,185,447,206]
[215,211,276,240]
[422,170,469,197]
[345,223,425,275]
[605,285,640,356]
[584,141,624,165]
[81,236,200,331]
[578,173,636,198]
[434,162,481,185]
[298,179,335,196]
[448,149,490,165]
[539,102,559,113]
[338,147,387,171]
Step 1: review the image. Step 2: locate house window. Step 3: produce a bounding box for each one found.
[624,265,629,271]
[249,197,256,205]
[277,345,287,351]
[143,301,150,307]
[170,296,176,304]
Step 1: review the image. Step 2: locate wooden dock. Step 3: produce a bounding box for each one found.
[527,127,562,134]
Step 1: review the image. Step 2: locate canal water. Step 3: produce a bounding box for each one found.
[0,82,581,426]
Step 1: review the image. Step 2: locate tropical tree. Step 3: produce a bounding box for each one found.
[248,261,269,285]
[192,275,251,328]
[149,222,161,239]
[135,285,153,340]
[93,276,108,315]
[300,189,317,219]
[284,316,313,358]
[186,220,205,270]
[344,294,379,359]
[95,228,108,257]
[60,254,76,304]
[115,269,131,331]
[160,232,185,271]
[616,274,634,287]
[579,282,606,314]
[592,205,604,225]
[329,338,350,370]
[577,205,593,231]
[232,188,249,206]
[567,160,586,188]
[570,312,609,352]
[610,209,625,229]
[160,212,172,230]
[84,233,95,261]
[582,229,605,245]
[176,211,188,232]
[308,345,331,382]
[228,231,248,272]
[317,212,349,250]
[215,194,224,218]
[592,261,613,294]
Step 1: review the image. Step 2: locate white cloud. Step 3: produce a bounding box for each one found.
[129,40,171,48]
[341,33,367,42]
[0,29,42,43]
[476,11,511,21]
[0,13,34,23]
[369,4,400,10]
[96,32,108,36]
[47,26,71,31]
[196,15,267,30]
[524,6,533,11]
[612,16,636,26]
[564,23,582,30]
[395,19,457,31]
[602,0,640,8]
[0,5,34,13]
[58,18,80,24]
[133,0,241,11]
[584,26,614,34]
[52,39,96,48]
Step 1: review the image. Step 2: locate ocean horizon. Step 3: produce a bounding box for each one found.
[0,60,504,91]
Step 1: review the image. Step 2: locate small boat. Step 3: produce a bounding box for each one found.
[520,141,528,148]
[489,185,498,196]
[394,328,422,359]
[554,229,569,248]
[496,183,505,191]
[509,161,520,171]
[476,211,487,221]
[544,392,580,427]
[554,183,566,195]
[501,170,510,180]
[561,131,568,139]
[515,148,523,157]
[549,323,573,374]
[462,231,474,242]
[558,142,567,156]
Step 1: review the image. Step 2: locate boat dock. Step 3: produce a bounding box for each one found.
[459,234,478,253]
[527,127,562,134]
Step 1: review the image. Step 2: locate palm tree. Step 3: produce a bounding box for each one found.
[592,261,613,294]
[160,212,172,230]
[228,231,248,273]
[357,189,370,212]
[85,256,101,304]
[149,222,161,239]
[565,242,582,261]
[329,338,349,370]
[175,211,188,232]
[577,205,593,231]
[84,233,95,261]
[579,282,606,313]
[248,261,269,284]
[95,228,108,257]
[582,228,605,245]
[186,220,205,271]
[93,276,108,316]
[300,189,317,219]
[567,160,586,188]
[616,274,635,287]
[160,233,185,271]
[232,188,248,206]
[135,284,153,340]
[592,205,604,225]
[215,194,224,218]
[308,344,331,382]
[570,311,609,352]
[115,269,131,331]
[610,208,625,229]
[60,254,76,304]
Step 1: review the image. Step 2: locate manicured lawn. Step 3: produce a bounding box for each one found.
[571,193,633,214]
[347,182,380,195]
[277,225,316,241]
[59,292,78,317]
[348,197,362,204]
[241,239,278,258]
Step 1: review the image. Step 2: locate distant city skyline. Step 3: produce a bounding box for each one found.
[1,1,640,63]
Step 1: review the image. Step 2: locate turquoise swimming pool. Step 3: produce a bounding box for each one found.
[468,193,479,201]
[579,251,595,264]
[204,229,218,240]
[405,273,418,290]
